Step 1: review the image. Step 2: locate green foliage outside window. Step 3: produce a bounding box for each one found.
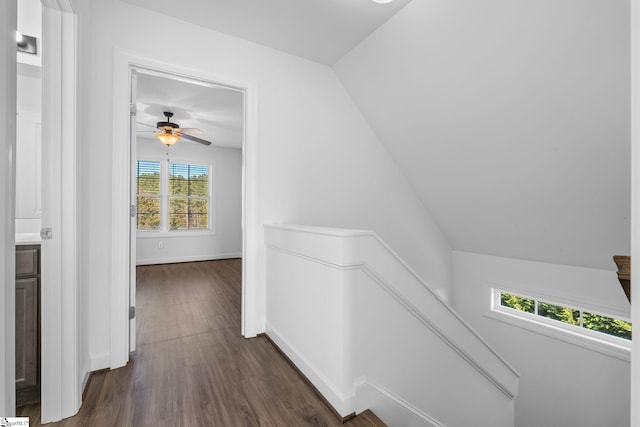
[501,293,534,313]
[538,302,580,326]
[499,291,631,341]
[583,312,632,340]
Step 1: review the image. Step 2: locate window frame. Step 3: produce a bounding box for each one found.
[485,283,631,361]
[136,156,215,238]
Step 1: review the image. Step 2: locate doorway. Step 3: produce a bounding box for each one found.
[130,68,245,351]
[111,51,260,368]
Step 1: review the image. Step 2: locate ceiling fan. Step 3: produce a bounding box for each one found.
[138,111,212,146]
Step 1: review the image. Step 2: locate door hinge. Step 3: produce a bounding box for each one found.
[40,228,52,240]
[130,204,137,217]
[129,306,136,319]
[130,103,136,116]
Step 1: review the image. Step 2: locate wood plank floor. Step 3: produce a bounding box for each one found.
[17,259,385,426]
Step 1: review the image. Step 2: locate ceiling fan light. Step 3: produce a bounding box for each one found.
[156,130,180,146]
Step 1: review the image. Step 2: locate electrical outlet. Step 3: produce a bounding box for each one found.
[158,241,163,249]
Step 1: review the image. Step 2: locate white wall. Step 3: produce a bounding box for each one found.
[335,0,630,272]
[72,0,452,369]
[135,137,242,264]
[452,251,630,427]
[15,66,41,234]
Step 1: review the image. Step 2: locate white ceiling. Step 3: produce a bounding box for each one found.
[135,70,244,149]
[120,0,413,65]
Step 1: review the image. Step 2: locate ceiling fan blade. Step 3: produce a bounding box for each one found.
[180,128,204,135]
[181,133,212,146]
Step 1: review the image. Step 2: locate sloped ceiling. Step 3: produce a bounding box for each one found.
[119,0,413,65]
[335,0,630,270]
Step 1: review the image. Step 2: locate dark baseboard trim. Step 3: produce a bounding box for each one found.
[258,333,356,424]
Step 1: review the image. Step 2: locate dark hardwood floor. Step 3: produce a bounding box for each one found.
[17,259,385,426]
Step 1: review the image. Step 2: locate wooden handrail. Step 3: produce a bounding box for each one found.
[613,255,630,303]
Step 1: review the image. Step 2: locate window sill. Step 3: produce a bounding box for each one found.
[136,229,216,238]
[485,308,631,362]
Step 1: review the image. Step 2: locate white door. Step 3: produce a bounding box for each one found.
[129,68,138,352]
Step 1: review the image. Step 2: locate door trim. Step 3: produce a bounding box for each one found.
[630,0,640,425]
[0,0,17,417]
[111,50,260,369]
[40,1,80,422]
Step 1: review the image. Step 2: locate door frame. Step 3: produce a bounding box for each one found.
[631,0,640,425]
[40,0,80,422]
[111,50,260,368]
[0,0,17,417]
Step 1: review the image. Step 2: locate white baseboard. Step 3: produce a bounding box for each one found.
[136,252,242,266]
[265,324,355,417]
[354,377,444,427]
[90,352,111,372]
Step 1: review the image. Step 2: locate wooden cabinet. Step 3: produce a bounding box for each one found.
[15,244,40,406]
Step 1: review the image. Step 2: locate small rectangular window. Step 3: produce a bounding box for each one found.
[494,289,631,341]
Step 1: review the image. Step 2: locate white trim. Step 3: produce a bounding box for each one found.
[40,2,80,422]
[136,230,217,238]
[354,378,444,427]
[0,0,17,417]
[631,1,640,425]
[136,252,242,266]
[265,325,355,417]
[112,50,260,369]
[89,353,111,372]
[485,284,631,362]
[241,82,260,338]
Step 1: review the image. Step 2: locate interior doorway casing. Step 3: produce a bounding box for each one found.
[111,50,260,369]
[40,0,80,423]
[1,0,17,417]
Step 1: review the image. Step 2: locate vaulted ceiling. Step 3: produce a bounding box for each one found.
[122,0,631,270]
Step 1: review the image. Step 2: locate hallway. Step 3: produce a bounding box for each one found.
[18,259,383,426]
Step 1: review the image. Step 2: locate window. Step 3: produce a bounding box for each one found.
[168,163,209,230]
[136,161,161,231]
[489,287,631,359]
[136,160,212,233]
